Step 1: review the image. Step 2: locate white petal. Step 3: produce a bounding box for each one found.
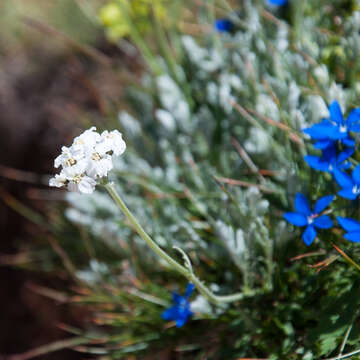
[49,174,66,188]
[95,140,112,156]
[62,160,88,178]
[73,127,100,149]
[86,156,113,178]
[112,140,126,156]
[109,130,126,156]
[78,176,96,194]
[54,154,63,168]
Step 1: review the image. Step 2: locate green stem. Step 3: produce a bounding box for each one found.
[104,182,252,304]
[105,182,188,277]
[115,0,163,76]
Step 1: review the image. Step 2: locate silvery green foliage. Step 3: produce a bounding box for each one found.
[64,1,358,295]
[55,1,360,358]
[64,2,360,351]
[214,187,271,288]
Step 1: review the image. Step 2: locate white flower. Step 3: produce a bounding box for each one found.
[61,164,96,194]
[67,175,97,194]
[49,127,126,194]
[85,153,113,178]
[96,130,126,156]
[49,173,67,188]
[73,126,101,149]
[54,146,84,169]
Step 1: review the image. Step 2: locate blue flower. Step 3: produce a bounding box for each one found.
[268,0,287,5]
[214,19,234,33]
[333,165,360,200]
[304,144,353,173]
[162,283,194,328]
[303,100,360,149]
[284,193,334,246]
[337,217,360,242]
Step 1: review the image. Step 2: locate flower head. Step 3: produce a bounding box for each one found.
[283,193,334,245]
[49,127,126,194]
[162,283,195,328]
[267,0,287,6]
[214,19,234,33]
[304,144,353,173]
[303,100,360,149]
[333,165,360,200]
[337,217,360,242]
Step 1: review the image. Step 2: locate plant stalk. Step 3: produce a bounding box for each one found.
[105,182,253,304]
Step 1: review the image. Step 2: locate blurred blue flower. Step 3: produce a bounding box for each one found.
[304,144,353,173]
[268,0,287,5]
[303,100,360,150]
[284,193,334,245]
[214,19,234,33]
[162,283,194,327]
[337,217,360,242]
[333,165,360,200]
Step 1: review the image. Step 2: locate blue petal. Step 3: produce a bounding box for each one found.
[303,124,335,140]
[175,317,187,328]
[295,193,311,215]
[314,139,335,150]
[338,188,358,200]
[352,165,360,184]
[338,162,352,171]
[349,123,360,132]
[322,144,336,160]
[284,212,308,226]
[302,225,317,246]
[313,215,333,229]
[172,292,182,305]
[333,168,354,188]
[341,137,355,147]
[314,195,334,214]
[336,217,360,232]
[320,119,336,126]
[344,231,360,242]
[304,155,330,172]
[162,307,178,320]
[337,147,354,164]
[214,19,234,33]
[328,127,348,140]
[185,283,195,298]
[347,108,360,126]
[268,0,287,5]
[329,101,344,125]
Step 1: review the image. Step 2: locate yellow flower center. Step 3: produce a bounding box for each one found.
[73,175,83,184]
[91,152,102,161]
[65,158,76,167]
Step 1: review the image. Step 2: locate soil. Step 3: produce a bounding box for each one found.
[0,38,130,359]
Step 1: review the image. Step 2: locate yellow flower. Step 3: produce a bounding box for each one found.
[99,3,123,27]
[99,0,168,40]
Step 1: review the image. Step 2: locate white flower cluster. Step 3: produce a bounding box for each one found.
[49,127,126,194]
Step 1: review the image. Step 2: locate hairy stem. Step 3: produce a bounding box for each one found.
[105,182,253,304]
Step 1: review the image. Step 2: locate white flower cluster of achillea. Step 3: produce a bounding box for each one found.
[49,127,126,194]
